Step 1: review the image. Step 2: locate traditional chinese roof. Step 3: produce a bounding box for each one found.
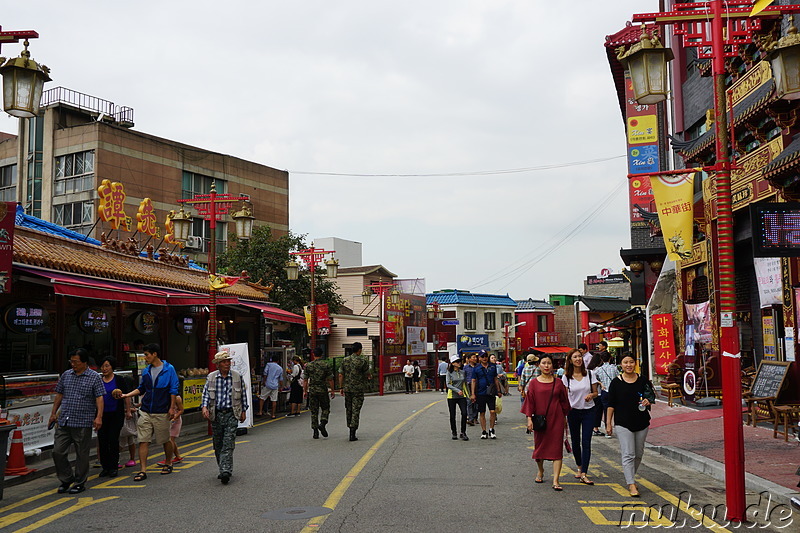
[338,265,397,278]
[579,296,631,313]
[428,290,517,307]
[763,132,800,187]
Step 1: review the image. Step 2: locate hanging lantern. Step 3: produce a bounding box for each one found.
[0,40,51,118]
[768,17,800,100]
[285,260,299,281]
[390,288,401,305]
[231,203,255,240]
[325,257,339,278]
[170,207,193,242]
[361,288,372,305]
[618,25,673,105]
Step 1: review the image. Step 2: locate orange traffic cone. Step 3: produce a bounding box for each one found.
[5,425,34,476]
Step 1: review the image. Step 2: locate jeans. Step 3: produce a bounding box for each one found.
[616,425,649,485]
[438,375,447,391]
[467,398,477,422]
[447,397,467,434]
[404,377,413,393]
[567,407,595,474]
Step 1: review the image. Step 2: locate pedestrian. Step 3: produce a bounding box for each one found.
[521,354,571,491]
[491,354,509,395]
[287,355,304,417]
[403,359,414,394]
[562,348,600,485]
[97,356,132,478]
[578,343,593,368]
[518,353,540,407]
[257,355,284,418]
[339,342,372,441]
[463,352,479,426]
[304,347,335,439]
[114,343,179,482]
[515,357,525,381]
[201,350,248,484]
[412,360,422,393]
[606,354,655,497]
[470,350,502,439]
[446,356,469,441]
[437,357,448,394]
[158,395,184,468]
[592,351,619,438]
[49,348,105,494]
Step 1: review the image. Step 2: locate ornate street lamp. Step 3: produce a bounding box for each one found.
[767,16,800,100]
[616,25,673,105]
[284,245,337,352]
[231,203,255,241]
[0,39,51,118]
[170,207,192,242]
[362,279,400,395]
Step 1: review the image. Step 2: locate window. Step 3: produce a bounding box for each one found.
[484,312,496,330]
[464,311,476,330]
[182,171,226,199]
[538,315,548,331]
[53,201,94,234]
[191,218,227,254]
[347,328,368,337]
[0,165,16,202]
[54,151,94,195]
[501,313,513,328]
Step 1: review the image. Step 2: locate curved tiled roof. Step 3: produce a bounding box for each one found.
[427,291,516,307]
[764,133,800,179]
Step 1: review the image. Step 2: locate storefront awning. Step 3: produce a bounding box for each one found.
[532,346,573,355]
[238,301,305,324]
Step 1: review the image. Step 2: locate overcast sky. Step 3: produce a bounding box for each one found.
[1,1,650,301]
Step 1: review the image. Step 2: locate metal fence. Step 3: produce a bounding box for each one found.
[40,86,134,126]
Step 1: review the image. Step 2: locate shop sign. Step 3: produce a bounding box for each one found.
[134,311,157,335]
[182,378,206,410]
[534,332,559,346]
[754,257,783,308]
[762,315,777,360]
[0,202,15,294]
[7,404,54,452]
[97,179,131,231]
[316,304,330,336]
[729,60,772,107]
[457,334,489,352]
[587,274,627,285]
[4,303,49,334]
[406,326,426,355]
[175,315,195,335]
[652,314,676,375]
[136,197,160,237]
[78,308,110,334]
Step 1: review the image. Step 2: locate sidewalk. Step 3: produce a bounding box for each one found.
[645,400,800,503]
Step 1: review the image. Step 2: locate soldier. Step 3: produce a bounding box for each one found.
[303,347,335,439]
[338,341,372,441]
[201,351,248,484]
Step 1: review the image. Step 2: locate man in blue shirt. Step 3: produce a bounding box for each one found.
[49,348,105,494]
[463,352,478,426]
[470,350,502,440]
[257,355,284,418]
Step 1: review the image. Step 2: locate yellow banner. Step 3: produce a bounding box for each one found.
[750,0,773,17]
[650,172,695,261]
[304,306,312,336]
[182,378,206,410]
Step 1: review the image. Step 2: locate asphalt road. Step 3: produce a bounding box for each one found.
[0,392,796,532]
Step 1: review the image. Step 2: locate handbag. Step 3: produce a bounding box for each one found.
[120,411,138,438]
[531,380,556,432]
[481,366,498,396]
[564,424,572,453]
[495,395,503,414]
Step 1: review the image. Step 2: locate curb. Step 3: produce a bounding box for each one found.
[647,443,799,506]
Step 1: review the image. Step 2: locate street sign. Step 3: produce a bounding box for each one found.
[441,320,459,326]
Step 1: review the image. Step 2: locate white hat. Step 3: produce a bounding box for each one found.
[449,352,461,363]
[212,351,232,364]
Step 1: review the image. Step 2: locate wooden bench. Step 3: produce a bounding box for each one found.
[744,395,775,427]
[772,404,800,442]
[661,383,684,407]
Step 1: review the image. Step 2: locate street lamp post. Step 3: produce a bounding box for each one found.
[621,1,800,521]
[175,181,253,370]
[362,280,400,396]
[0,27,50,118]
[284,245,338,353]
[427,300,444,378]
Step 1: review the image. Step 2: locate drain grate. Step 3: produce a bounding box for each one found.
[261,506,333,521]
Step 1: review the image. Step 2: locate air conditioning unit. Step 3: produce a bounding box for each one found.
[184,236,203,250]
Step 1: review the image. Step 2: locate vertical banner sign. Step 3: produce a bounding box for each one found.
[753,257,783,308]
[624,72,658,228]
[303,306,312,336]
[0,202,16,294]
[650,172,696,261]
[762,315,777,361]
[652,313,676,375]
[316,304,330,335]
[219,343,253,428]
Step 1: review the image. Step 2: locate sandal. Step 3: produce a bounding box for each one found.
[133,471,147,482]
[579,475,595,485]
[534,477,544,483]
[552,484,563,491]
[160,464,173,475]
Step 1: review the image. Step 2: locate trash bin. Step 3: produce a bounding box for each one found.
[0,423,17,499]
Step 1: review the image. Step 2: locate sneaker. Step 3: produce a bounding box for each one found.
[452,433,458,440]
[172,456,183,464]
[480,431,488,439]
[459,433,469,441]
[125,460,137,468]
[440,391,444,395]
[605,434,613,439]
[489,428,497,439]
[592,430,605,437]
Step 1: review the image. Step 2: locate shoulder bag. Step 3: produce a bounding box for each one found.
[532,380,556,432]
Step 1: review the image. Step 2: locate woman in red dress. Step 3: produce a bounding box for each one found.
[521,354,571,490]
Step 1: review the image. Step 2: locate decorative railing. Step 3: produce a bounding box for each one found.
[40,87,134,126]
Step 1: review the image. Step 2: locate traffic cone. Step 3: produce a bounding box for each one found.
[5,425,34,476]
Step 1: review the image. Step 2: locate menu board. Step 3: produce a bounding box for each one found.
[749,360,791,399]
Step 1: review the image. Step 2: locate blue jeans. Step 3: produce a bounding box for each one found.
[567,407,595,474]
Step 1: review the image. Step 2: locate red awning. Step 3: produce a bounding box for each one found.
[533,346,573,355]
[239,301,306,324]
[162,289,238,306]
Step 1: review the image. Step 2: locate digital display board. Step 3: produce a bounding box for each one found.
[752,202,800,257]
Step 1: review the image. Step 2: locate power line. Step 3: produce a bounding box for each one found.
[288,155,626,178]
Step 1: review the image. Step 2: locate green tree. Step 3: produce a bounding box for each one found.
[218,225,345,316]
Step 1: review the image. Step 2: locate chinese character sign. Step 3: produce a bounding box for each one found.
[649,172,695,261]
[652,313,676,375]
[136,198,159,237]
[97,179,131,230]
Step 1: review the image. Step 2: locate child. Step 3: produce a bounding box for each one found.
[157,395,184,466]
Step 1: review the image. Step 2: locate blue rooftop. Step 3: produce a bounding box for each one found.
[428,290,517,307]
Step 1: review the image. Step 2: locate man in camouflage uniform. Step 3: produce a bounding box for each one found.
[338,342,372,441]
[304,347,335,439]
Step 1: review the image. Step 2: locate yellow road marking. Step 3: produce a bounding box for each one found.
[598,456,732,532]
[0,499,65,528]
[582,505,673,527]
[300,401,441,533]
[91,475,147,489]
[10,496,118,533]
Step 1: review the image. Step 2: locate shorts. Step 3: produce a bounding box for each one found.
[137,411,171,445]
[259,387,279,402]
[476,394,497,414]
[119,434,137,446]
[169,415,183,438]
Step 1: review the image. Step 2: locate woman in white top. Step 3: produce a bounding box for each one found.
[562,348,600,485]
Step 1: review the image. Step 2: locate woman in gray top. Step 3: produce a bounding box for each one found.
[446,358,469,441]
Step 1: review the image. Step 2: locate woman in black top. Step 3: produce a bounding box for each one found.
[606,355,652,497]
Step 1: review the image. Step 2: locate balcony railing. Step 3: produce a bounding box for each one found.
[40,87,134,127]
